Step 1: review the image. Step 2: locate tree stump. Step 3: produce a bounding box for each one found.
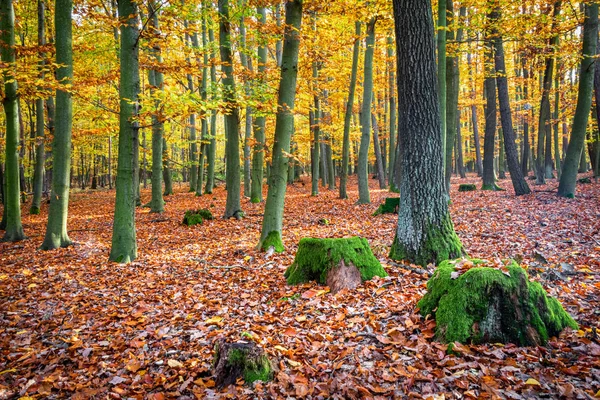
[284,237,387,294]
[373,197,400,215]
[182,209,213,226]
[418,259,578,346]
[458,184,477,192]
[213,338,273,387]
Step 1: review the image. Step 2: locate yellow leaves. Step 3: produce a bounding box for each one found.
[525,378,541,386]
[167,359,183,368]
[204,316,223,326]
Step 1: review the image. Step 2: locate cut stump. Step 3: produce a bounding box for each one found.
[418,259,578,346]
[373,197,399,215]
[284,237,387,294]
[182,209,214,226]
[458,184,477,192]
[213,338,273,387]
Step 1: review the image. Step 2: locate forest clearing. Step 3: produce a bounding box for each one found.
[1,176,599,399]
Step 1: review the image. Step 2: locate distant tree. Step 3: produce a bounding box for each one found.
[0,0,24,242]
[109,0,140,262]
[389,0,463,266]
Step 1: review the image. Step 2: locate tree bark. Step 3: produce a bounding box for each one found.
[109,0,139,262]
[371,113,386,189]
[205,25,217,194]
[386,36,398,192]
[558,3,598,197]
[258,0,302,252]
[482,29,498,191]
[31,0,46,215]
[389,0,464,266]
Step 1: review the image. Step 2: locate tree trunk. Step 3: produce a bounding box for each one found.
[491,8,531,195]
[357,17,375,204]
[482,33,498,191]
[457,111,466,178]
[311,57,320,196]
[147,0,164,212]
[250,6,267,203]
[109,0,139,262]
[1,0,24,241]
[258,0,302,252]
[554,64,562,180]
[389,0,464,266]
[163,138,173,196]
[219,0,242,219]
[558,3,598,197]
[521,64,530,176]
[386,36,398,192]
[371,113,386,189]
[467,48,483,177]
[31,0,46,215]
[205,26,217,194]
[438,0,447,173]
[195,19,208,197]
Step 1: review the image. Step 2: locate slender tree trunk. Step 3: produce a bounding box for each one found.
[109,0,139,262]
[239,3,252,198]
[1,0,24,241]
[326,141,335,189]
[498,129,506,179]
[311,61,320,196]
[218,0,242,218]
[163,137,173,195]
[205,25,217,194]
[258,0,302,252]
[457,110,466,178]
[357,17,376,204]
[195,19,209,197]
[558,3,598,197]
[372,113,386,189]
[482,28,498,191]
[521,64,530,176]
[386,36,398,191]
[31,0,46,215]
[491,8,531,195]
[250,6,267,203]
[319,140,327,187]
[554,63,561,180]
[147,0,164,212]
[390,0,463,266]
[467,47,483,177]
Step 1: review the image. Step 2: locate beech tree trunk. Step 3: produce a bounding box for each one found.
[387,36,398,191]
[371,113,386,189]
[41,0,74,248]
[389,0,464,266]
[357,17,375,204]
[491,8,531,196]
[482,28,498,191]
[109,0,139,262]
[258,0,302,252]
[219,0,242,219]
[558,3,598,197]
[205,25,217,194]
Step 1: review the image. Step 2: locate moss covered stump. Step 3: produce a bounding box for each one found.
[284,237,387,293]
[418,259,578,346]
[373,197,400,215]
[458,184,477,192]
[182,209,213,226]
[213,339,273,387]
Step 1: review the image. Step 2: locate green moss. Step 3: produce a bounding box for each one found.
[227,349,272,384]
[182,209,213,226]
[30,206,40,215]
[250,197,261,204]
[389,214,464,266]
[577,177,592,184]
[481,183,504,191]
[418,259,578,346]
[458,184,477,192]
[373,197,400,215]
[285,237,387,285]
[261,231,284,253]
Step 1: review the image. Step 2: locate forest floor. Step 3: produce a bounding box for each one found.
[1,174,599,399]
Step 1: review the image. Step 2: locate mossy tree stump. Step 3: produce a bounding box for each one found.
[213,338,273,387]
[284,237,387,294]
[182,209,213,226]
[418,259,578,346]
[373,197,399,215]
[458,184,476,192]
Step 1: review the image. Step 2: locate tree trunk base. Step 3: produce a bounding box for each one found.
[373,197,399,215]
[285,237,387,293]
[418,259,578,346]
[213,338,273,388]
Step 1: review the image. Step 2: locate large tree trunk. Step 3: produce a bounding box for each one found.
[558,3,598,197]
[219,0,242,219]
[30,0,46,215]
[258,0,302,252]
[109,0,139,262]
[491,8,531,196]
[357,17,375,204]
[438,0,447,173]
[41,0,73,248]
[147,0,164,213]
[1,0,24,241]
[389,0,464,267]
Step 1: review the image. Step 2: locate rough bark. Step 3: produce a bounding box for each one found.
[558,3,598,197]
[438,0,447,172]
[109,0,139,262]
[389,0,464,266]
[258,0,302,252]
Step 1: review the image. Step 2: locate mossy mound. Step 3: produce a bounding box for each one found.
[458,184,477,192]
[284,237,387,290]
[373,197,399,215]
[578,177,592,184]
[182,209,214,226]
[418,259,578,346]
[213,339,272,387]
